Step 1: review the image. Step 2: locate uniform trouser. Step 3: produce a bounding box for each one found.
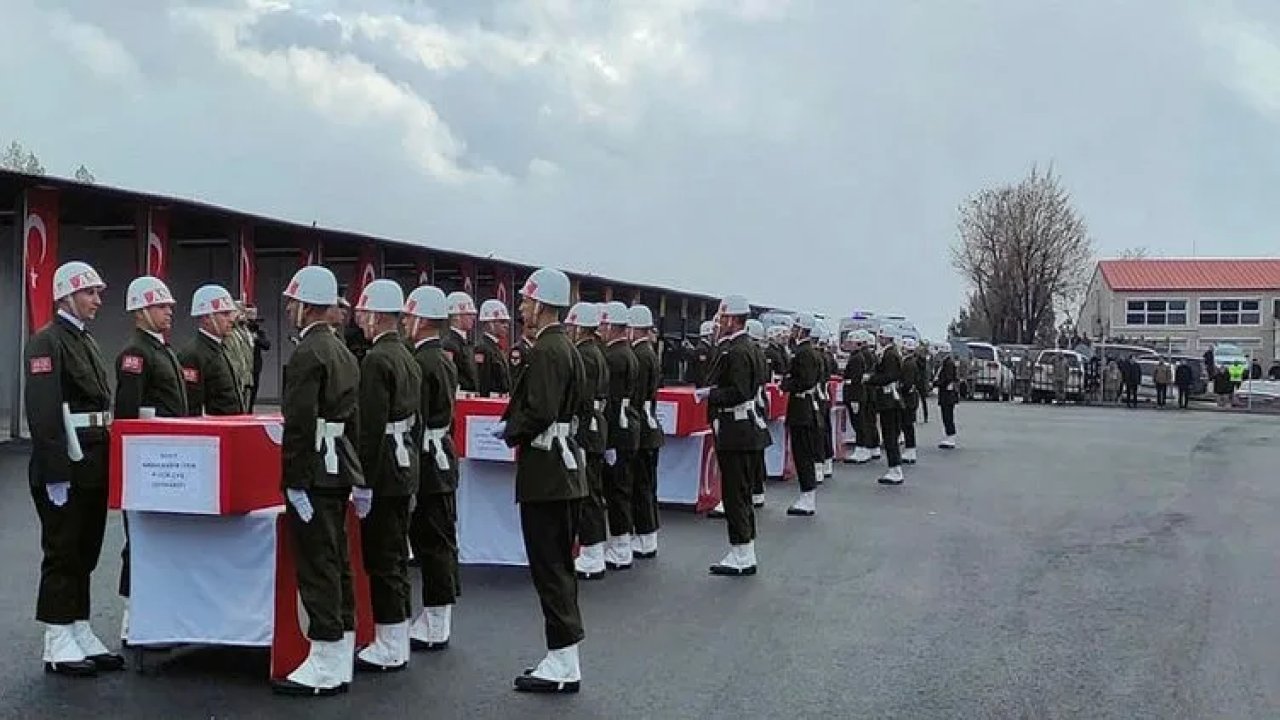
[878,406,903,468]
[604,449,634,536]
[1126,384,1138,407]
[520,499,585,650]
[788,424,820,492]
[901,404,917,449]
[578,453,608,546]
[361,494,411,624]
[1156,383,1168,406]
[859,406,881,449]
[818,403,834,461]
[919,396,929,423]
[1177,384,1190,409]
[717,450,758,544]
[751,449,766,496]
[31,482,109,624]
[631,448,660,535]
[941,402,957,437]
[119,514,131,598]
[409,492,458,609]
[287,491,355,642]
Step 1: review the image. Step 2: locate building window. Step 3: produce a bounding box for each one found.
[1125,299,1187,326]
[1199,299,1261,326]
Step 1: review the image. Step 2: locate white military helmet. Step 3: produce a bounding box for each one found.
[901,336,920,352]
[746,318,765,340]
[355,279,404,314]
[283,265,339,306]
[519,268,572,307]
[793,313,815,331]
[599,301,630,326]
[628,304,654,329]
[404,285,449,319]
[566,302,601,328]
[126,276,175,312]
[857,329,875,345]
[53,261,106,301]
[190,284,235,317]
[699,320,715,337]
[446,291,476,316]
[718,295,750,317]
[479,299,510,321]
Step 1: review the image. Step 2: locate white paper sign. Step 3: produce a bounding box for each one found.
[122,435,221,514]
[465,416,517,462]
[655,401,679,436]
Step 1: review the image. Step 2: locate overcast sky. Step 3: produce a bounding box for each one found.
[3,0,1279,338]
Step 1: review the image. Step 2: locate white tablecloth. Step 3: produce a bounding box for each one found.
[456,459,527,566]
[655,433,705,506]
[764,419,787,477]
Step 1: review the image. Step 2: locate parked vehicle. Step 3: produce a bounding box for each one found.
[1092,343,1159,365]
[1030,349,1085,402]
[967,342,1013,401]
[1133,355,1210,400]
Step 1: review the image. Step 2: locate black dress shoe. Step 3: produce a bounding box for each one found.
[706,509,726,519]
[604,561,632,571]
[270,679,345,697]
[514,674,580,693]
[709,563,757,576]
[44,660,98,677]
[633,550,657,560]
[877,476,904,486]
[354,656,406,673]
[785,507,815,517]
[86,652,126,672]
[576,569,605,581]
[410,637,448,652]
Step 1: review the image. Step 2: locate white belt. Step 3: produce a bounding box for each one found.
[720,399,767,430]
[590,399,606,433]
[314,420,345,475]
[421,426,451,471]
[384,418,413,468]
[62,404,111,462]
[67,410,112,428]
[618,397,631,430]
[644,400,659,430]
[532,421,579,470]
[795,385,821,413]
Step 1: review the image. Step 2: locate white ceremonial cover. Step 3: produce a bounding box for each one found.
[456,459,528,566]
[128,509,279,646]
[656,433,703,506]
[765,419,787,477]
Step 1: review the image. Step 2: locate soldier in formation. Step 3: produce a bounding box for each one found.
[628,305,664,559]
[567,303,610,581]
[599,301,640,570]
[866,327,906,485]
[782,313,822,516]
[443,291,478,393]
[179,284,245,416]
[475,299,512,396]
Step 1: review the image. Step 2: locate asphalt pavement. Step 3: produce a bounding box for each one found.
[0,401,1278,719]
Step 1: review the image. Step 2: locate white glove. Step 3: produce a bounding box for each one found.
[693,387,711,403]
[604,449,617,466]
[352,487,373,519]
[862,373,871,382]
[286,489,314,523]
[489,421,507,440]
[850,402,859,414]
[47,481,70,508]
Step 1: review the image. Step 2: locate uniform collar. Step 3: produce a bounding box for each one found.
[415,336,440,350]
[300,321,328,339]
[138,327,167,346]
[373,330,399,345]
[631,336,651,347]
[451,326,468,340]
[199,328,223,344]
[484,332,501,345]
[57,309,85,332]
[536,322,562,339]
[717,330,746,345]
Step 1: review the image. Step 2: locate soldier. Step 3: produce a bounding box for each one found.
[783,314,822,516]
[566,303,610,580]
[114,275,188,643]
[935,350,960,449]
[628,305,663,560]
[475,299,512,397]
[350,280,421,673]
[688,320,716,387]
[272,265,369,697]
[701,298,769,576]
[842,331,873,464]
[442,291,478,393]
[402,286,461,654]
[764,326,790,380]
[898,337,922,465]
[745,318,770,507]
[509,330,533,388]
[599,301,641,570]
[25,261,123,676]
[178,284,245,417]
[223,301,254,409]
[867,327,906,485]
[814,323,837,480]
[492,267,588,693]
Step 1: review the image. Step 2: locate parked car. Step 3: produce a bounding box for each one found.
[1132,355,1209,399]
[1030,349,1085,402]
[967,342,1013,401]
[1092,343,1159,365]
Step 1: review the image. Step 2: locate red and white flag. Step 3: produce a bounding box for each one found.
[415,256,432,287]
[347,243,377,305]
[23,188,58,332]
[145,208,169,279]
[238,227,256,305]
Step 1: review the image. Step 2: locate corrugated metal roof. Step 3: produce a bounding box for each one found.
[1098,259,1280,291]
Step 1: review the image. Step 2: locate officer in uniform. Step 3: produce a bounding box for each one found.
[688,320,716,387]
[764,326,790,380]
[273,265,370,697]
[113,275,187,643]
[783,314,822,516]
[842,331,873,464]
[509,331,533,388]
[867,328,906,485]
[813,323,837,480]
[745,318,770,507]
[475,299,512,396]
[935,350,960,448]
[703,297,768,576]
[566,303,610,580]
[351,280,421,673]
[25,261,123,676]
[898,337,922,465]
[599,301,641,570]
[402,285,460,653]
[493,267,588,693]
[628,305,663,560]
[179,285,245,416]
[442,291,478,393]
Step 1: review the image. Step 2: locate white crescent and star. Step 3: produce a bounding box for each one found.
[25,212,47,291]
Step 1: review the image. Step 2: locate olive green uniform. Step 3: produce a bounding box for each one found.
[409,335,460,610]
[817,348,838,464]
[842,348,870,451]
[745,337,772,496]
[867,345,904,468]
[26,313,113,625]
[783,339,823,492]
[707,332,769,544]
[603,339,641,542]
[358,332,421,624]
[475,332,511,397]
[223,321,254,409]
[178,330,245,417]
[509,335,532,388]
[899,352,921,451]
[114,327,189,598]
[630,339,664,538]
[688,339,714,387]
[441,327,477,393]
[282,322,365,642]
[499,324,588,650]
[574,334,610,548]
[936,355,960,437]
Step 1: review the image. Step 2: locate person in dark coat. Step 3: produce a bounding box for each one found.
[179,285,246,417]
[935,350,960,448]
[1174,361,1194,409]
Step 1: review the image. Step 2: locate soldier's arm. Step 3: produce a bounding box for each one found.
[113,350,146,419]
[178,346,204,417]
[707,349,752,408]
[504,348,561,446]
[281,349,322,490]
[358,354,389,482]
[25,334,70,481]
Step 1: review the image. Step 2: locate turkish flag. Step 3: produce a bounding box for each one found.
[297,238,321,268]
[494,268,513,350]
[459,260,476,298]
[24,188,58,333]
[415,256,432,287]
[347,243,377,305]
[145,208,169,280]
[238,227,256,305]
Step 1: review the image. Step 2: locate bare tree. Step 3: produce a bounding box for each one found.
[950,166,1094,345]
[74,164,96,183]
[1118,246,1149,259]
[0,141,45,175]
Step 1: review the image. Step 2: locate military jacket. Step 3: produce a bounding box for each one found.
[25,313,112,486]
[281,322,365,492]
[782,339,823,427]
[867,345,904,411]
[899,353,922,413]
[689,340,715,387]
[575,335,609,455]
[935,356,959,407]
[604,338,642,452]
[115,328,189,420]
[509,335,532,388]
[842,349,869,407]
[747,339,774,448]
[500,324,588,503]
[708,333,769,452]
[632,339,665,450]
[475,332,511,397]
[359,332,422,497]
[765,343,789,379]
[441,327,478,393]
[412,336,458,495]
[178,330,245,416]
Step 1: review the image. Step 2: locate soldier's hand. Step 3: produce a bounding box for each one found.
[604,449,617,466]
[286,489,314,523]
[693,387,711,403]
[46,481,70,508]
[352,487,373,519]
[489,420,507,440]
